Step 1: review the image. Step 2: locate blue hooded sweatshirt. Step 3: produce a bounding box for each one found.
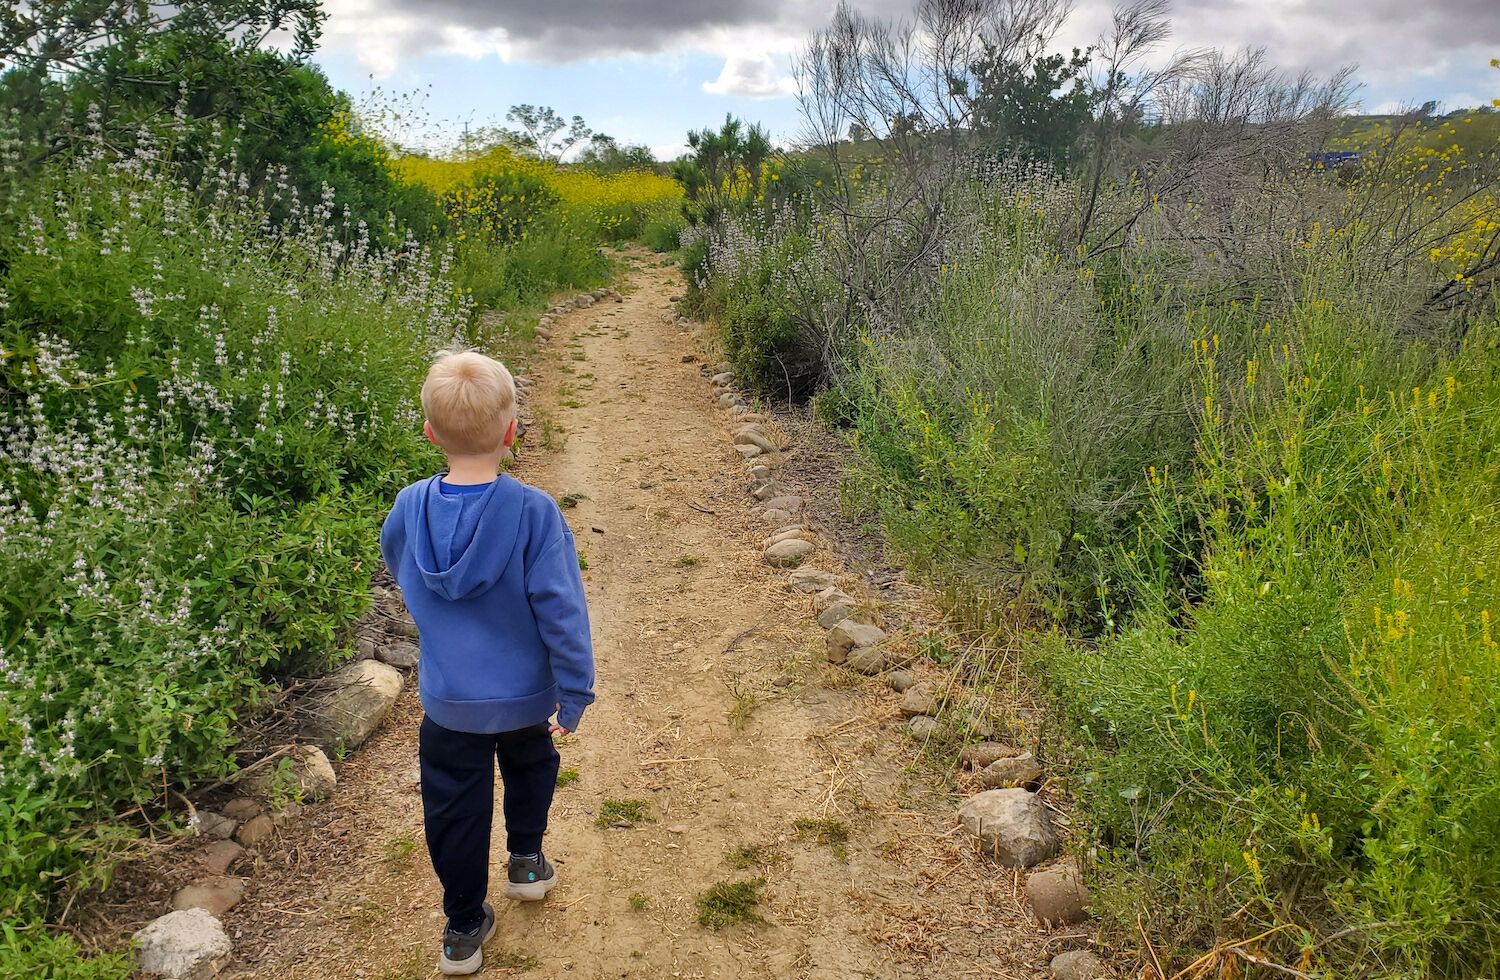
[379,473,595,734]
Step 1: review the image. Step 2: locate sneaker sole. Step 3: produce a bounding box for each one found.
[504,870,558,902]
[437,916,497,975]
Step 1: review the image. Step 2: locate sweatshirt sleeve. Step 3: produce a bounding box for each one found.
[525,528,596,732]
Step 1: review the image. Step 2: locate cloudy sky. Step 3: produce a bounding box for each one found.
[309,0,1500,158]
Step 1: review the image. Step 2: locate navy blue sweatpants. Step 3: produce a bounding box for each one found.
[419,716,560,930]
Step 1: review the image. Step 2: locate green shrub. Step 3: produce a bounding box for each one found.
[0,927,131,979]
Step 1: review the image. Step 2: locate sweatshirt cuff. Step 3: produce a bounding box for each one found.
[557,701,586,733]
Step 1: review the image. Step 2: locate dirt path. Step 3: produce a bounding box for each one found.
[228,252,1052,979]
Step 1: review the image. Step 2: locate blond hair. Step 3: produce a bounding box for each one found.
[421,350,516,455]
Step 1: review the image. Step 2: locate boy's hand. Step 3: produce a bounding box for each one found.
[548,722,571,736]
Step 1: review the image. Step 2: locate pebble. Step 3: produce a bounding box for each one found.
[788,568,838,593]
[734,445,763,460]
[192,810,237,841]
[900,683,939,718]
[960,742,1023,769]
[759,495,803,514]
[825,621,887,664]
[198,840,245,877]
[733,429,777,453]
[846,646,888,675]
[907,715,949,739]
[749,465,773,480]
[711,372,735,386]
[234,814,275,848]
[172,878,246,918]
[760,508,793,523]
[764,539,816,567]
[133,909,231,980]
[221,798,262,823]
[886,669,917,693]
[765,527,811,548]
[1027,860,1091,926]
[1051,950,1110,980]
[979,751,1043,789]
[375,639,419,669]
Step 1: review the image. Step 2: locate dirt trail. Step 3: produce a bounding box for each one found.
[230,252,1050,979]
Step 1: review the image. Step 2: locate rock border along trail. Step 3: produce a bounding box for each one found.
[217,252,1077,979]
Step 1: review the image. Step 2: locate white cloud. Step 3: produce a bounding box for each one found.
[703,52,798,97]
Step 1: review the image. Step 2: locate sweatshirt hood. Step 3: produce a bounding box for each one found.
[407,474,525,601]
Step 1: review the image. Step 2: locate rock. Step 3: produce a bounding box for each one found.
[171,877,246,918]
[735,445,763,460]
[301,660,402,751]
[825,620,887,664]
[959,789,1060,867]
[907,715,951,740]
[733,429,776,454]
[711,372,734,386]
[1051,951,1110,980]
[391,614,419,640]
[900,683,939,718]
[846,646,888,675]
[717,393,742,410]
[1027,860,1090,926]
[729,404,749,416]
[134,908,231,979]
[198,841,244,877]
[765,527,810,548]
[354,637,377,661]
[242,746,337,803]
[220,799,262,823]
[750,481,782,502]
[759,495,803,514]
[375,639,419,669]
[887,669,918,693]
[760,508,793,523]
[764,539,816,567]
[788,568,838,593]
[979,751,1043,789]
[812,586,852,613]
[816,601,853,629]
[234,814,274,848]
[715,361,733,374]
[192,810,236,841]
[960,742,1023,769]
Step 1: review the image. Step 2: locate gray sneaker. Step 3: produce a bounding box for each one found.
[504,853,558,901]
[438,901,495,976]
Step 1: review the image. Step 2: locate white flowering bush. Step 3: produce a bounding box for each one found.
[0,124,469,926]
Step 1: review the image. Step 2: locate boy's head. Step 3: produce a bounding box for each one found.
[421,350,517,457]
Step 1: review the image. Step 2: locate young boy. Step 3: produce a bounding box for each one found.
[380,350,595,976]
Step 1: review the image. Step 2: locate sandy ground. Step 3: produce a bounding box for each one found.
[192,251,1071,979]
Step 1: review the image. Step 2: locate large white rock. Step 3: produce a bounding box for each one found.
[959,789,1060,867]
[134,908,232,979]
[301,660,402,751]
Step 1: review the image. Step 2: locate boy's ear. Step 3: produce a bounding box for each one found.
[502,415,518,448]
[423,419,439,446]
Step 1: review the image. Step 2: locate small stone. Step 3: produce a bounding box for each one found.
[748,464,773,480]
[959,789,1060,868]
[242,746,337,803]
[192,810,236,841]
[354,637,377,661]
[979,751,1043,789]
[750,482,783,502]
[729,404,750,416]
[816,601,856,629]
[134,908,232,980]
[900,683,939,718]
[711,372,735,386]
[887,669,917,693]
[375,640,419,669]
[734,445,763,460]
[765,538,816,567]
[788,568,838,593]
[198,840,244,876]
[1027,860,1091,926]
[846,646,888,675]
[733,429,776,454]
[960,742,1023,769]
[759,495,803,515]
[391,615,419,640]
[301,660,402,751]
[221,799,262,823]
[765,527,810,548]
[172,877,246,918]
[760,508,793,523]
[907,715,950,739]
[808,586,848,613]
[234,814,274,848]
[1051,950,1110,980]
[825,620,887,664]
[717,393,742,410]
